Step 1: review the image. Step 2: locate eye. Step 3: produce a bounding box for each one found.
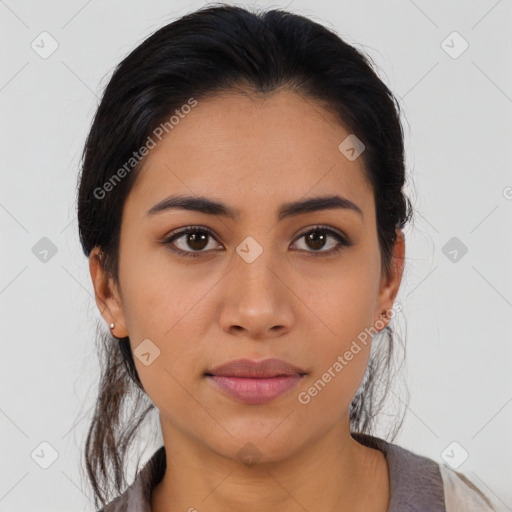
[161,226,222,258]
[291,225,351,256]
[161,224,351,259]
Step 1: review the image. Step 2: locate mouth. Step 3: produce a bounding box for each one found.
[203,358,307,405]
[204,357,307,378]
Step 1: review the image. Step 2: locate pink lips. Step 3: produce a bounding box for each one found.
[204,358,306,405]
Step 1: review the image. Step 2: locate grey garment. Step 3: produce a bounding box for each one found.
[98,433,474,511]
[352,432,445,511]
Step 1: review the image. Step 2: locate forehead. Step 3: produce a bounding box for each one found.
[125,89,374,219]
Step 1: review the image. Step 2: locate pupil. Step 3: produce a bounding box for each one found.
[188,232,208,250]
[307,232,325,250]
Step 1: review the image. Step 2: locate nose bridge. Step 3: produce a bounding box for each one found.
[218,233,293,335]
[233,233,282,300]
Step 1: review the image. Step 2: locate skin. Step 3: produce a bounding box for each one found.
[90,88,405,512]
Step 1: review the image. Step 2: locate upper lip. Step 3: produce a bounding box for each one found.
[205,358,307,378]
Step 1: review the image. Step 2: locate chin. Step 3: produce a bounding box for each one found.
[204,423,309,466]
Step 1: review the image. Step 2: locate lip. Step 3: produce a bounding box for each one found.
[204,358,307,405]
[205,358,306,378]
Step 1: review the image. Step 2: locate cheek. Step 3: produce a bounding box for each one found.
[292,293,375,429]
[118,236,197,336]
[298,249,381,351]
[293,247,381,408]
[300,283,374,392]
[117,248,216,395]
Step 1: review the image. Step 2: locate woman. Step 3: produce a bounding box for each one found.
[77,4,499,511]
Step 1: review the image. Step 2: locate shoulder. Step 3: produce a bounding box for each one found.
[438,463,501,512]
[98,446,167,512]
[351,432,501,512]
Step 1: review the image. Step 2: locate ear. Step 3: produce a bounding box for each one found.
[373,230,405,330]
[89,246,129,338]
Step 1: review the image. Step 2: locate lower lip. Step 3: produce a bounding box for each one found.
[205,375,304,405]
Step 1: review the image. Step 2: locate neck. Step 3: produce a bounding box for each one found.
[151,417,389,512]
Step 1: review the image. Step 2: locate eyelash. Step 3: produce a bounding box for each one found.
[161,225,351,259]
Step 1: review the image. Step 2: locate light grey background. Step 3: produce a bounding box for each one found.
[1,0,511,510]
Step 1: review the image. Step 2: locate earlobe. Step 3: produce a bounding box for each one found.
[89,247,129,338]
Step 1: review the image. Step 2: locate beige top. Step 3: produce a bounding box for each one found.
[99,432,501,511]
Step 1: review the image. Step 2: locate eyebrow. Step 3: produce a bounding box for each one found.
[146,194,363,221]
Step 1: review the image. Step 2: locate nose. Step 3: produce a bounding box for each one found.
[217,247,295,340]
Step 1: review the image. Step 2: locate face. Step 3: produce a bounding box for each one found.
[91,88,404,464]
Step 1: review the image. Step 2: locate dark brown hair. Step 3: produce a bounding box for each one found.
[76,4,412,509]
